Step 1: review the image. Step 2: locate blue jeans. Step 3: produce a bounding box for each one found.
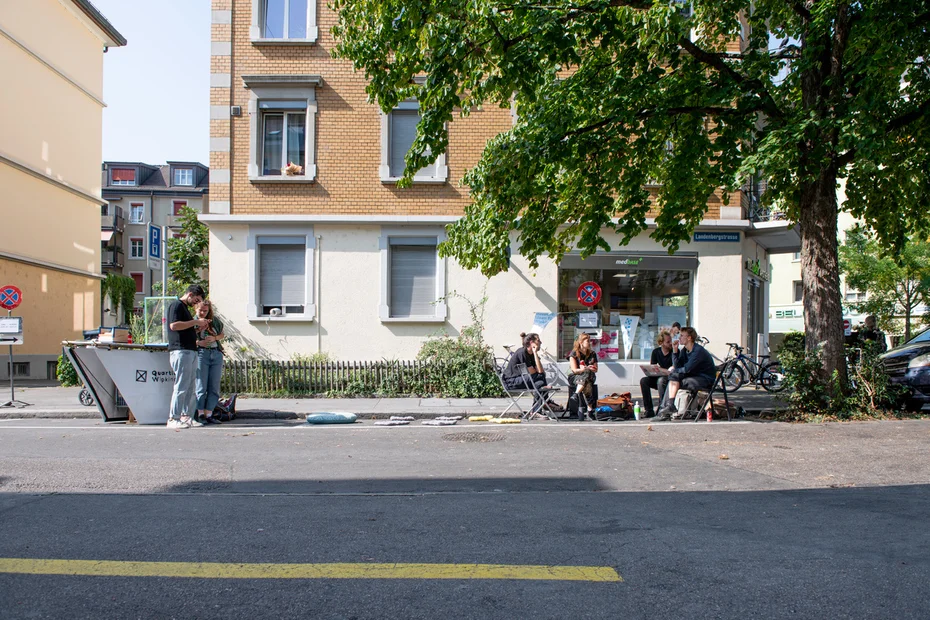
[169,350,198,421]
[196,348,224,413]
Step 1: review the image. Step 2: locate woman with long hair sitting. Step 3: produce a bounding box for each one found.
[568,333,599,421]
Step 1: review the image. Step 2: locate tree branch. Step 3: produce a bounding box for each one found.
[678,37,784,118]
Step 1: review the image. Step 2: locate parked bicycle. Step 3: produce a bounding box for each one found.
[695,337,743,390]
[720,343,785,393]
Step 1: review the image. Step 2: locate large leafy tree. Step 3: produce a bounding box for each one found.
[840,226,930,342]
[157,205,209,298]
[333,0,930,382]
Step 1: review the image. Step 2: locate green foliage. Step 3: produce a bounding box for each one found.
[775,332,905,421]
[101,273,137,325]
[129,313,147,345]
[839,225,930,341]
[415,288,501,398]
[219,288,502,398]
[291,351,333,364]
[164,205,209,295]
[332,0,930,273]
[56,354,79,387]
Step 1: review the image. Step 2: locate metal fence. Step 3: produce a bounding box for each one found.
[220,359,500,397]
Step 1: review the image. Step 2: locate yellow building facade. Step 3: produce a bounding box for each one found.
[0,0,125,380]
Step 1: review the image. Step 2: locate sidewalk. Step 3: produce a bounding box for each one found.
[1,385,787,420]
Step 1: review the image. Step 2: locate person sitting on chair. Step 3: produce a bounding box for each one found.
[639,329,674,418]
[503,332,563,414]
[568,333,599,421]
[656,327,715,420]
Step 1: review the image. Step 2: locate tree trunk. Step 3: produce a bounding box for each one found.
[904,297,912,342]
[799,166,848,387]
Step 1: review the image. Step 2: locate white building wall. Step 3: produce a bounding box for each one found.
[208,223,761,376]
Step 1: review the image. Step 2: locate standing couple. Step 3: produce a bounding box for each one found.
[166,284,227,429]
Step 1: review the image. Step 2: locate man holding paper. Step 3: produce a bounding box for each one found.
[639,330,674,418]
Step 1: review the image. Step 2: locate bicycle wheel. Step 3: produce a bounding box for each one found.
[78,387,94,406]
[723,363,745,392]
[759,361,786,393]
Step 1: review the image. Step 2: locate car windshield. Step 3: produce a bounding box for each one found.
[906,328,930,345]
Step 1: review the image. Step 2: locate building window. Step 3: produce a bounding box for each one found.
[7,362,29,378]
[792,251,801,261]
[173,201,188,216]
[46,360,59,380]
[378,228,447,322]
[380,101,448,183]
[174,168,193,186]
[111,168,135,186]
[251,0,318,43]
[129,238,144,259]
[129,203,144,224]
[247,227,315,320]
[130,272,144,294]
[557,261,693,360]
[845,288,867,302]
[261,107,306,176]
[793,280,803,303]
[244,75,320,183]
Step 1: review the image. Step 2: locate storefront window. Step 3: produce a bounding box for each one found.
[557,255,693,361]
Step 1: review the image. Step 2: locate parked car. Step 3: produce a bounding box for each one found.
[880,327,930,412]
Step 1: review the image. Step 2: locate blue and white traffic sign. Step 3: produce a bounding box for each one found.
[148,223,162,270]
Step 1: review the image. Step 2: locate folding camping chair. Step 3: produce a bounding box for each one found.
[495,357,530,418]
[680,359,736,421]
[496,360,561,420]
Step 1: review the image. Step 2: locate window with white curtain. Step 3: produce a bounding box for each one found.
[260,102,307,176]
[243,75,319,183]
[252,0,317,42]
[129,203,144,224]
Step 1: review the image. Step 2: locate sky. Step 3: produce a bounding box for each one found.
[95,0,210,165]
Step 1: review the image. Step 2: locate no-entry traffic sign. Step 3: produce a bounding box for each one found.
[0,285,23,311]
[577,281,602,307]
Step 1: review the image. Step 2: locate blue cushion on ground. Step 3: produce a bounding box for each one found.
[306,412,357,424]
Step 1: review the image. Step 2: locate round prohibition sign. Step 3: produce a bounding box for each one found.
[576,281,602,307]
[0,285,23,310]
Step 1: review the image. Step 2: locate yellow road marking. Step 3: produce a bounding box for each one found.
[0,559,621,582]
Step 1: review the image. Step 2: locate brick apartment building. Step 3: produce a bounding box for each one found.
[203,0,799,388]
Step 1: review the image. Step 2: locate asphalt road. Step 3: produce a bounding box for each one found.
[1,419,929,619]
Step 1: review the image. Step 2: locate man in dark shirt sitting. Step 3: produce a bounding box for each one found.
[657,326,716,420]
[166,284,208,429]
[640,329,674,418]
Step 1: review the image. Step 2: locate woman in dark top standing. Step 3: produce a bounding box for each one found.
[503,333,561,414]
[640,329,674,418]
[568,333,599,420]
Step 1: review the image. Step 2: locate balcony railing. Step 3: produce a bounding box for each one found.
[741,178,788,223]
[101,207,125,232]
[101,247,124,270]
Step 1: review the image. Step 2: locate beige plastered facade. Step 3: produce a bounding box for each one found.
[0,0,123,380]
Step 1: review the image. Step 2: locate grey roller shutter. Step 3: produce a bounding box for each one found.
[390,110,435,178]
[390,243,436,317]
[259,244,305,307]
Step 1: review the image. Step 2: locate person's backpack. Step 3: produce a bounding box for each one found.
[595,392,633,419]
